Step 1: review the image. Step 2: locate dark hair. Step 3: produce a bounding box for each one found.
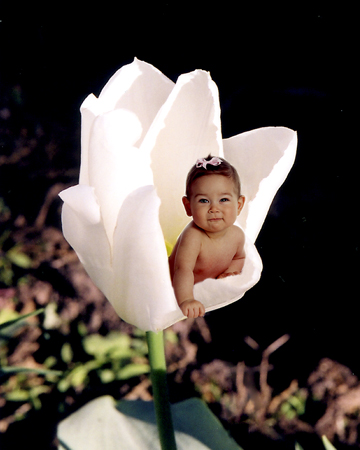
[185,155,241,198]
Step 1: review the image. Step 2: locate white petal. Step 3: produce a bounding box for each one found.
[110,185,182,332]
[59,185,101,224]
[194,232,262,310]
[224,127,297,242]
[98,58,174,147]
[87,109,153,246]
[59,185,113,299]
[79,93,109,185]
[144,70,223,248]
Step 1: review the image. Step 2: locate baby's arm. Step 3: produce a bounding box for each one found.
[217,229,246,279]
[172,227,205,318]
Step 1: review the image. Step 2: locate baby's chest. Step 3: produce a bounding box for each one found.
[195,244,236,275]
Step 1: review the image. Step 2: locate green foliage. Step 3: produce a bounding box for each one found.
[279,389,307,420]
[57,331,150,393]
[0,308,62,416]
[0,229,32,286]
[1,299,151,429]
[322,435,337,450]
[294,437,338,450]
[0,198,10,222]
[0,309,43,339]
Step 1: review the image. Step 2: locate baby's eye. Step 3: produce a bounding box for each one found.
[199,199,209,203]
[220,198,230,202]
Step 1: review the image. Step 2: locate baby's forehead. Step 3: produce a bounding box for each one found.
[189,174,237,194]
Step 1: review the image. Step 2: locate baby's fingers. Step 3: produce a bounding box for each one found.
[180,300,205,318]
[217,272,230,279]
[218,271,239,279]
[192,304,205,318]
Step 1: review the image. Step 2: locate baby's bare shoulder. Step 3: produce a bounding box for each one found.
[231,225,245,241]
[172,223,203,254]
[181,221,203,240]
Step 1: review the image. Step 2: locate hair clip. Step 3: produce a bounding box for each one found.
[195,157,222,169]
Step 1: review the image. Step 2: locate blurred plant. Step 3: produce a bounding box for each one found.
[0,197,11,222]
[57,330,150,393]
[321,435,337,450]
[279,389,307,420]
[294,436,338,450]
[0,308,62,431]
[192,334,315,441]
[0,301,153,433]
[0,229,32,286]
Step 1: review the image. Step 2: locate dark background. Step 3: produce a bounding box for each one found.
[0,1,358,393]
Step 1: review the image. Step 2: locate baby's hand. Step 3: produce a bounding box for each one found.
[217,271,240,279]
[180,299,205,318]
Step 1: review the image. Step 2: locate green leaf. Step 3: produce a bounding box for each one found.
[0,366,62,376]
[61,343,74,364]
[99,369,116,384]
[58,396,243,450]
[83,332,133,359]
[0,309,44,332]
[116,363,150,380]
[322,435,337,450]
[58,361,101,392]
[5,388,30,402]
[6,247,32,268]
[295,442,305,450]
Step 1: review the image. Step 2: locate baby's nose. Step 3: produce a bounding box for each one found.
[209,203,219,212]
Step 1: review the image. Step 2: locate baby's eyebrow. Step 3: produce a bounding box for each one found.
[194,193,207,198]
[194,192,234,198]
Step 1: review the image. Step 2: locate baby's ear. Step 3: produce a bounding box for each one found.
[237,195,245,215]
[182,196,192,216]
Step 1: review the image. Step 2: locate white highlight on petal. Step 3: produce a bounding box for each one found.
[87,109,152,247]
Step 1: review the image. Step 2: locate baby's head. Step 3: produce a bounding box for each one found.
[185,155,241,199]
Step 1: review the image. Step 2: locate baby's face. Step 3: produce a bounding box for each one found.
[183,175,244,235]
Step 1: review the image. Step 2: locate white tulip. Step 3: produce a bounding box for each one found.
[59,58,297,332]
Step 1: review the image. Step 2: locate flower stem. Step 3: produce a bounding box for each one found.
[146,330,177,450]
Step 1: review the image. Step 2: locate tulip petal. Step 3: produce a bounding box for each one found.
[110,185,183,332]
[87,109,153,246]
[193,232,262,310]
[99,58,174,147]
[144,70,223,248]
[223,127,297,242]
[79,59,175,246]
[59,185,113,299]
[79,94,99,185]
[79,58,174,186]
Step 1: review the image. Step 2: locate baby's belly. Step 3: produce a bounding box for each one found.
[193,258,231,283]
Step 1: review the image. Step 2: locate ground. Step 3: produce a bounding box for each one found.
[1,219,360,449]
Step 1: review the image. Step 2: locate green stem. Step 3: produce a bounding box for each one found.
[146,330,177,450]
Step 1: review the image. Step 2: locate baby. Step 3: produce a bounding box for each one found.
[169,155,246,319]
